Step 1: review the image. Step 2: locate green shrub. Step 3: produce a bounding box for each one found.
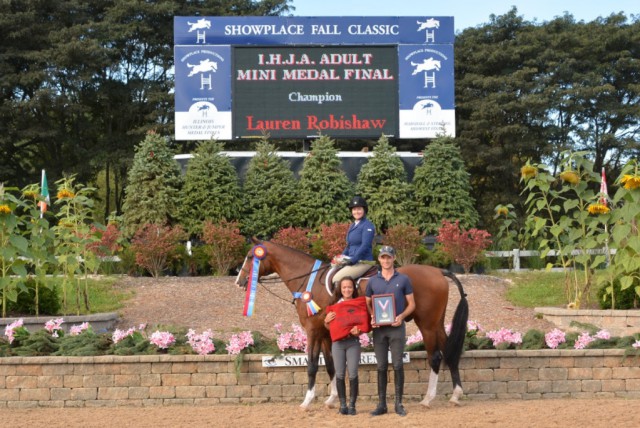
[9,278,60,316]
[597,277,639,309]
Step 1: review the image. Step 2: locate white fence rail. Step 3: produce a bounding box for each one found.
[485,248,616,271]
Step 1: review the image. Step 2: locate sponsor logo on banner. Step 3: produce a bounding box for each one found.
[262,352,410,367]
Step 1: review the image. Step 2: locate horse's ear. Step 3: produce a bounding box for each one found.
[251,236,262,244]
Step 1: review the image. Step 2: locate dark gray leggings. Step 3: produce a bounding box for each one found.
[372,323,406,371]
[331,336,361,380]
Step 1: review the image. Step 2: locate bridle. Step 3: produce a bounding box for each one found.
[238,254,331,305]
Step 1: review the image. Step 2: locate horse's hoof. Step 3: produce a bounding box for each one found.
[299,404,311,412]
[419,400,431,409]
[449,398,461,407]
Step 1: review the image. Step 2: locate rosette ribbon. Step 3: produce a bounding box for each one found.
[243,245,266,317]
[293,260,323,316]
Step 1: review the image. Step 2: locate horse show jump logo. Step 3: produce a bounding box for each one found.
[187,58,217,77]
[416,18,439,42]
[187,18,212,43]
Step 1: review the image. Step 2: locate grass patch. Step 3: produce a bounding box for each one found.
[49,276,133,315]
[496,271,599,308]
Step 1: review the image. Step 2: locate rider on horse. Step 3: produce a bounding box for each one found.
[332,196,376,288]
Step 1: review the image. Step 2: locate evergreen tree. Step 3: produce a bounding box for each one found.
[178,140,241,236]
[412,136,479,234]
[355,135,414,232]
[122,131,182,237]
[242,138,298,238]
[293,135,353,228]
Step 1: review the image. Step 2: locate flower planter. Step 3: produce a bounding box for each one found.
[1,312,119,333]
[535,307,640,337]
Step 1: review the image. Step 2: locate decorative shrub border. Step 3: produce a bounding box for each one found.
[1,349,639,408]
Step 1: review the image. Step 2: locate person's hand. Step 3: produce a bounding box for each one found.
[391,314,404,327]
[350,326,360,336]
[325,312,336,324]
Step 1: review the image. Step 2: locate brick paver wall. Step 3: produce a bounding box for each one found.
[1,350,639,408]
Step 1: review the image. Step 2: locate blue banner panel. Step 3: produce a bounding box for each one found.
[174,46,232,140]
[232,46,398,139]
[398,44,455,138]
[174,16,454,46]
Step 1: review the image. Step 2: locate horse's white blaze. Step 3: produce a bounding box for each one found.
[324,377,338,407]
[449,385,463,406]
[235,256,249,286]
[420,369,439,407]
[300,386,315,410]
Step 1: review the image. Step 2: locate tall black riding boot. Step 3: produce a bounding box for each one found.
[394,369,407,416]
[336,377,348,415]
[348,376,358,415]
[370,370,388,416]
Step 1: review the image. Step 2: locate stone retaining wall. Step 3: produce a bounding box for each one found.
[1,350,639,408]
[535,307,640,337]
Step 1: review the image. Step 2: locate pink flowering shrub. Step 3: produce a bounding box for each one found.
[406,330,423,346]
[486,328,523,348]
[4,319,26,344]
[358,333,372,348]
[226,331,254,355]
[544,328,566,349]
[574,332,596,349]
[186,329,215,355]
[70,322,90,336]
[275,323,308,352]
[44,318,64,338]
[633,340,640,349]
[149,331,176,349]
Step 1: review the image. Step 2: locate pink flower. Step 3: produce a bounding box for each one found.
[486,328,522,347]
[4,318,24,344]
[112,327,136,344]
[633,340,640,349]
[595,330,611,340]
[406,330,423,346]
[574,332,595,349]
[70,322,90,336]
[186,329,215,355]
[276,323,307,352]
[44,318,64,337]
[467,320,483,332]
[445,323,451,335]
[273,323,282,334]
[149,331,175,349]
[544,328,566,349]
[226,331,254,355]
[358,333,372,348]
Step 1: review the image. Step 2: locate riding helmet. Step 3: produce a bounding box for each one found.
[348,196,368,213]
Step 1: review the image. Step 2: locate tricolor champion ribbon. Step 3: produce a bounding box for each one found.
[293,260,323,316]
[243,245,266,317]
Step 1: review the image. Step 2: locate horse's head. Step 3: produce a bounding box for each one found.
[235,237,276,289]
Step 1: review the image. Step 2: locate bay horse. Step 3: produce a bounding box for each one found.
[235,238,469,410]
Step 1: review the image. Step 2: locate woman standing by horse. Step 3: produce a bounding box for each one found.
[332,196,375,285]
[324,276,371,415]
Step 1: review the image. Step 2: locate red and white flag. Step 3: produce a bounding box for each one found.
[600,167,608,206]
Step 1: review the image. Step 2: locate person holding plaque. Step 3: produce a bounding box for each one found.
[324,277,370,415]
[365,245,415,417]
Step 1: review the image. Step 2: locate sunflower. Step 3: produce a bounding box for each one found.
[0,204,11,215]
[22,190,38,200]
[495,206,509,217]
[520,164,537,180]
[57,189,75,199]
[587,203,610,215]
[559,170,580,185]
[620,174,640,190]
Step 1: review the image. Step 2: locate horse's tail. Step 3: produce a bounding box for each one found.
[441,269,469,372]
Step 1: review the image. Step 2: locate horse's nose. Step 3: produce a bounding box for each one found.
[237,277,248,290]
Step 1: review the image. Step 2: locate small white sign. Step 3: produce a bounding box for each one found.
[262,352,410,367]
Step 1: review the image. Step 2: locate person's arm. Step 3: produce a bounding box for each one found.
[392,293,415,327]
[350,224,375,263]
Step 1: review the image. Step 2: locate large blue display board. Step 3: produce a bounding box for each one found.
[174,16,455,140]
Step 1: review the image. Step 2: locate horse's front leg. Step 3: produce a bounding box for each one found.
[321,333,338,408]
[300,334,322,410]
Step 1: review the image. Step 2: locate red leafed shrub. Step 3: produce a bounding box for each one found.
[131,223,186,278]
[87,223,122,257]
[201,220,246,275]
[383,224,424,266]
[311,222,350,261]
[272,226,311,252]
[436,220,492,274]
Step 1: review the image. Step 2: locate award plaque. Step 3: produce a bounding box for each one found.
[372,294,396,326]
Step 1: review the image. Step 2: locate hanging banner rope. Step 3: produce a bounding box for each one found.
[243,245,266,317]
[293,260,323,316]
